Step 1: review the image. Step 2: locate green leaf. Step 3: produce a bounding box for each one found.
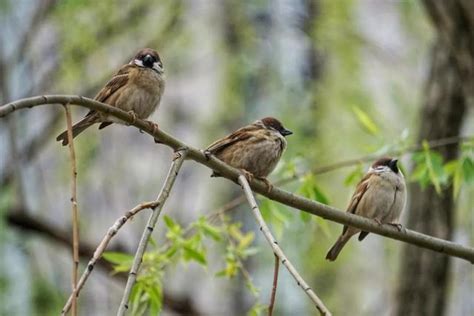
[344,165,364,186]
[145,285,162,315]
[299,174,330,205]
[462,157,474,184]
[238,232,255,250]
[102,252,133,265]
[183,245,207,265]
[240,247,259,258]
[422,141,446,194]
[352,106,378,135]
[163,215,179,230]
[299,211,311,223]
[130,284,144,316]
[312,184,330,205]
[199,220,223,241]
[247,302,266,316]
[245,279,260,296]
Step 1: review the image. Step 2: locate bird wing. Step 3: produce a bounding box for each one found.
[79,64,134,122]
[206,124,258,155]
[342,173,372,235]
[94,64,134,103]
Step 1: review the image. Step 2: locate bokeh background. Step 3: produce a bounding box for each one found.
[0,1,473,315]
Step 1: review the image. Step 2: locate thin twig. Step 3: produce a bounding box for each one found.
[238,175,331,316]
[268,254,279,316]
[64,104,79,316]
[61,201,159,315]
[1,96,473,263]
[117,148,188,315]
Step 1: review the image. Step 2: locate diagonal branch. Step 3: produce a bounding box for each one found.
[61,200,160,315]
[64,104,80,316]
[117,148,188,315]
[238,175,331,316]
[268,254,279,316]
[0,96,473,263]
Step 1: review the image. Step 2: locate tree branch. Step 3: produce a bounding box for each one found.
[1,96,473,264]
[268,254,279,316]
[117,148,188,315]
[238,175,331,315]
[5,210,200,315]
[61,200,160,315]
[63,104,80,316]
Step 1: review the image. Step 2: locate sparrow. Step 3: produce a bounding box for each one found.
[205,117,293,187]
[56,48,165,145]
[326,157,406,261]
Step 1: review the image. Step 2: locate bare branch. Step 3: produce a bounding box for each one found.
[5,210,200,315]
[268,254,279,316]
[63,104,79,316]
[238,175,331,315]
[117,148,188,315]
[1,96,473,263]
[61,201,159,315]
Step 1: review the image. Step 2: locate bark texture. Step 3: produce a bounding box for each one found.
[395,1,473,315]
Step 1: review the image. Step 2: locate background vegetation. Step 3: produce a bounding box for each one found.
[0,1,472,315]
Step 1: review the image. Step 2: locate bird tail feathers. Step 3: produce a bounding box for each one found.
[326,235,350,261]
[56,117,96,146]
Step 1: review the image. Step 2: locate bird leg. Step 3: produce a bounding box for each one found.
[374,218,383,226]
[257,177,273,193]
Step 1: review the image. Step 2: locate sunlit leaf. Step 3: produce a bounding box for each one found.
[352,106,379,135]
[163,215,180,231]
[300,211,311,223]
[344,165,364,186]
[422,141,446,194]
[183,245,207,265]
[462,156,474,184]
[102,252,133,265]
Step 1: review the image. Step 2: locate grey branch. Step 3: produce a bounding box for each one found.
[61,200,160,315]
[63,104,80,316]
[238,175,331,316]
[1,96,473,264]
[117,149,188,315]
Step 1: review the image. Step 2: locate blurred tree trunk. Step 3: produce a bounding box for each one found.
[395,1,473,316]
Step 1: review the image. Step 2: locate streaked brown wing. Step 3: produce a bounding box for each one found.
[94,64,134,103]
[342,173,371,234]
[206,124,258,155]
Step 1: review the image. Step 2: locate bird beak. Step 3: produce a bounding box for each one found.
[389,159,398,170]
[280,129,293,136]
[143,54,154,64]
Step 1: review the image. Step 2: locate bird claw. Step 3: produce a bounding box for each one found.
[239,169,254,184]
[127,111,138,125]
[257,177,273,193]
[203,150,212,161]
[374,218,383,226]
[144,120,160,142]
[388,222,404,232]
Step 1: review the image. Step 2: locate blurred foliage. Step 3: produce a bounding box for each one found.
[32,277,65,316]
[104,215,261,315]
[412,140,474,197]
[1,0,473,315]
